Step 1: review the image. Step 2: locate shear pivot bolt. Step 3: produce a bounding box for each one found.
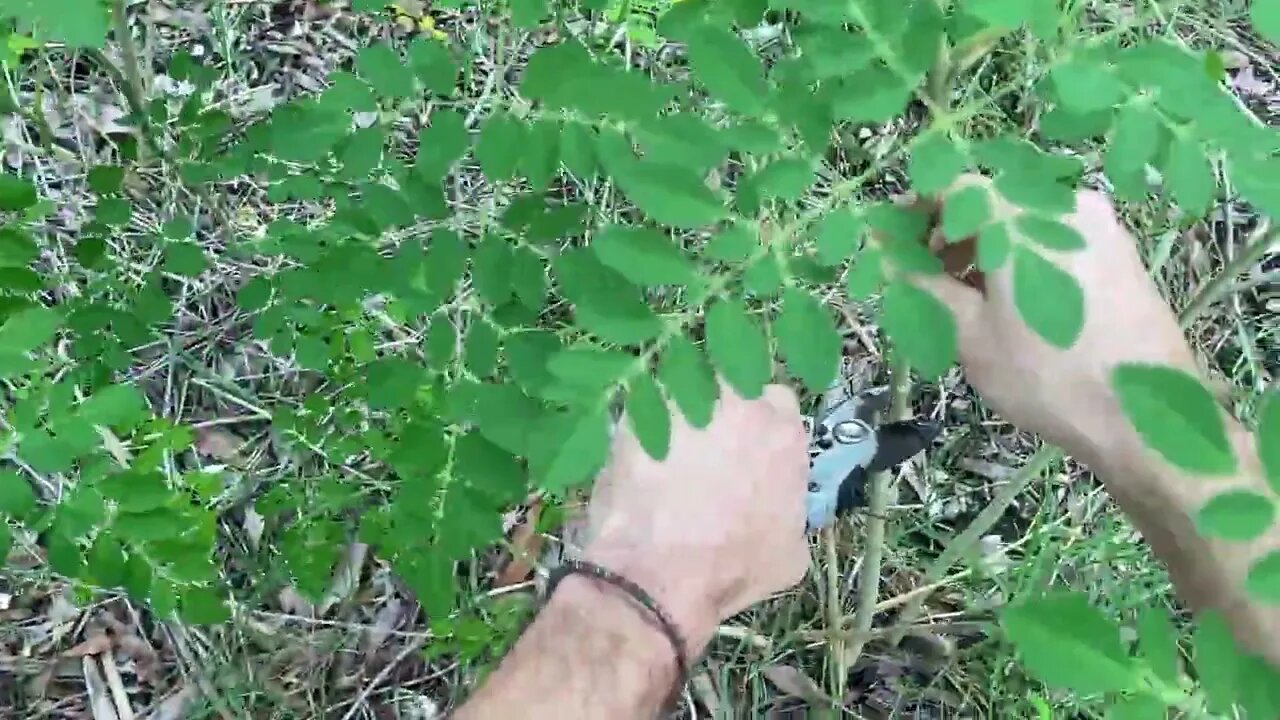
[832,420,871,444]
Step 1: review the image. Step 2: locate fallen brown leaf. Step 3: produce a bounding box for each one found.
[495,501,544,588]
[194,426,245,462]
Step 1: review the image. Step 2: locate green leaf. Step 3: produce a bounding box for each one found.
[559,121,597,177]
[748,159,815,202]
[1251,0,1280,46]
[775,288,840,391]
[87,165,125,195]
[356,43,414,99]
[365,358,425,410]
[1015,215,1085,251]
[610,156,727,230]
[592,226,697,287]
[424,229,469,297]
[881,280,957,378]
[1000,591,1137,695]
[634,113,728,173]
[0,470,36,520]
[1260,393,1280,495]
[1112,363,1236,476]
[626,374,671,460]
[472,236,514,306]
[815,207,866,266]
[659,336,720,429]
[0,305,61,353]
[1051,58,1126,112]
[164,242,208,276]
[0,174,37,211]
[1248,551,1280,604]
[547,345,634,392]
[471,382,545,456]
[705,299,771,400]
[961,0,1038,28]
[78,385,148,428]
[416,109,470,178]
[522,119,561,191]
[1197,490,1275,541]
[7,0,109,48]
[977,223,1013,271]
[1136,605,1181,685]
[0,523,10,565]
[512,0,549,28]
[831,67,912,122]
[464,321,500,377]
[1194,611,1244,712]
[705,223,756,263]
[407,37,458,95]
[476,114,526,183]
[942,185,991,241]
[909,133,967,195]
[1107,103,1159,177]
[845,245,884,299]
[1012,246,1083,349]
[0,227,38,267]
[553,249,663,344]
[685,25,768,116]
[1165,134,1215,217]
[531,406,611,492]
[509,246,548,310]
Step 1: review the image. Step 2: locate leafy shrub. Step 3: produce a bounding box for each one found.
[0,0,1277,714]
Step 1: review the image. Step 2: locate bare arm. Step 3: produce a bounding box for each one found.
[454,383,809,717]
[916,176,1280,663]
[453,575,693,720]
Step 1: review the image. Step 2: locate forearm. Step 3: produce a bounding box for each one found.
[454,574,692,719]
[1077,411,1280,665]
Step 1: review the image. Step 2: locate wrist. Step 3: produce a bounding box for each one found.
[577,547,718,656]
[551,572,689,678]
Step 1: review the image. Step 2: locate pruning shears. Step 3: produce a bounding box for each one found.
[805,382,940,532]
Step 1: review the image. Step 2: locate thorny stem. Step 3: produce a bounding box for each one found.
[880,221,1278,643]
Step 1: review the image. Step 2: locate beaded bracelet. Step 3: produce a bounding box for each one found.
[545,559,691,686]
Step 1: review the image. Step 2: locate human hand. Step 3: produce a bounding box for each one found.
[580,381,809,652]
[914,175,1199,458]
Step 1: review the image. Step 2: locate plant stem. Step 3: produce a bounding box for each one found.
[841,347,911,667]
[822,523,844,702]
[111,0,147,122]
[1178,221,1277,326]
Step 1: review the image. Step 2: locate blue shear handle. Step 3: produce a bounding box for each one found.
[806,433,877,531]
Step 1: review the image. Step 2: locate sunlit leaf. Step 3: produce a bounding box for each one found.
[1012,246,1083,348]
[1112,363,1235,475]
[775,288,840,391]
[626,373,671,460]
[1196,490,1275,541]
[1000,591,1138,695]
[881,279,956,378]
[705,299,772,400]
[592,226,698,287]
[659,336,719,428]
[685,25,768,116]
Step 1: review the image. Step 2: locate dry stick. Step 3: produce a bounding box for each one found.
[840,348,911,671]
[1178,221,1277,326]
[879,221,1279,646]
